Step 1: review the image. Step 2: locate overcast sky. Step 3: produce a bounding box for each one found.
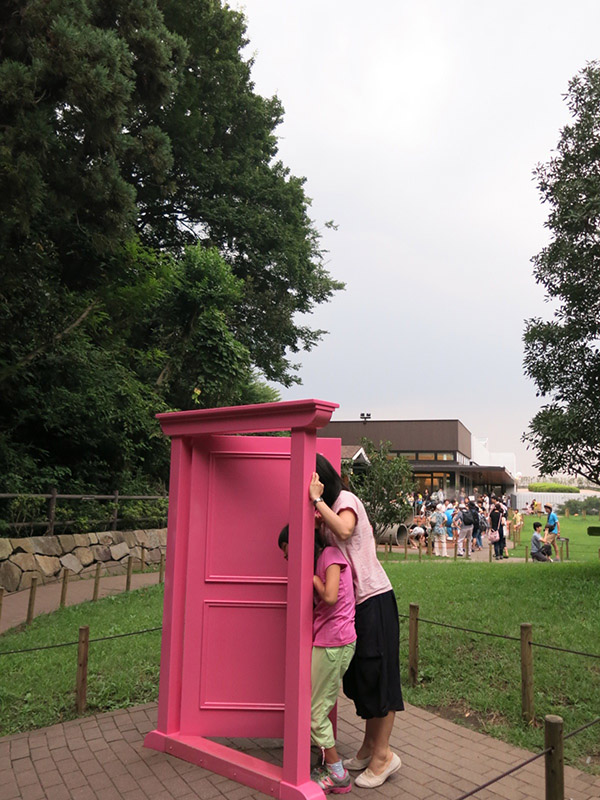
[234,1,599,475]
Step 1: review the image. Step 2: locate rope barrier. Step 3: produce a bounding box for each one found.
[452,746,552,800]
[530,641,600,659]
[563,717,600,741]
[0,626,162,656]
[398,613,520,642]
[452,718,599,800]
[398,613,600,659]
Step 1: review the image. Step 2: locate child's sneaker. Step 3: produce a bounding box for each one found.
[311,765,352,794]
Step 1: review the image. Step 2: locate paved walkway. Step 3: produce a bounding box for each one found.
[1,695,599,800]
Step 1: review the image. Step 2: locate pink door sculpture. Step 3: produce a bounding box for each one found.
[144,399,341,800]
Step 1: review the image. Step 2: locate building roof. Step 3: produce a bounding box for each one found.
[340,445,370,466]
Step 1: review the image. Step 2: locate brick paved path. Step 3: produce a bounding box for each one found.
[1,696,599,800]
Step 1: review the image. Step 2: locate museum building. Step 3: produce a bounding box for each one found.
[317,418,516,498]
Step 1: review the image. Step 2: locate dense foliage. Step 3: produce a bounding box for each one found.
[350,439,415,541]
[559,496,600,514]
[0,0,342,493]
[524,62,600,486]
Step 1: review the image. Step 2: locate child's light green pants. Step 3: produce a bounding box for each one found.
[311,642,356,749]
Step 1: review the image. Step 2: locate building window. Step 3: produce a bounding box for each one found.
[399,452,416,460]
[417,452,435,461]
[436,452,454,461]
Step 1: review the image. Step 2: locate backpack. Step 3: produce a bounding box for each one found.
[462,509,474,526]
[478,512,488,531]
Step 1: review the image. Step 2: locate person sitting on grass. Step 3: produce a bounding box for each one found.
[531,522,553,562]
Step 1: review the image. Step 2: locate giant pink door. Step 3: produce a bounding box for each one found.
[145,400,340,800]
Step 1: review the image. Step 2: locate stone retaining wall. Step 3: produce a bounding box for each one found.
[0,529,167,593]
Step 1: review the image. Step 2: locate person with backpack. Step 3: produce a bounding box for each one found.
[456,503,473,556]
[470,501,482,550]
[477,505,488,549]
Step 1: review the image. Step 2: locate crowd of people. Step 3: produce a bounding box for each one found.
[406,492,511,559]
[404,491,560,563]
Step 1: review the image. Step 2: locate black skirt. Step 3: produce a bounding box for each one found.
[343,589,404,719]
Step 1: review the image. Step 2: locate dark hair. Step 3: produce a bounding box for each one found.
[533,522,542,530]
[316,453,345,507]
[278,524,326,569]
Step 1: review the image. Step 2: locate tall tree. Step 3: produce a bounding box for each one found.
[0,0,341,491]
[524,61,600,485]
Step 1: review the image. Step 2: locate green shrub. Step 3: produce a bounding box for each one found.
[527,482,580,493]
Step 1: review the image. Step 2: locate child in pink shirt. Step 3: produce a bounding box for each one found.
[279,526,356,794]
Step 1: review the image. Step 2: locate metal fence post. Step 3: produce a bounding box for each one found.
[544,714,564,800]
[521,623,534,723]
[409,603,419,687]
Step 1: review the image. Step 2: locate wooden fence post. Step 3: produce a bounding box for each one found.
[409,603,419,687]
[159,551,165,584]
[404,535,408,561]
[47,487,58,535]
[559,541,564,562]
[488,543,492,562]
[418,539,422,562]
[544,714,564,800]
[565,539,569,560]
[426,534,432,558]
[454,535,458,561]
[76,625,89,713]
[126,554,133,591]
[26,576,38,625]
[111,490,119,531]
[520,623,534,724]
[525,546,529,563]
[60,568,69,608]
[93,562,102,601]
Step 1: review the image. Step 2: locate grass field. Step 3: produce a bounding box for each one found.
[0,557,598,774]
[387,559,600,774]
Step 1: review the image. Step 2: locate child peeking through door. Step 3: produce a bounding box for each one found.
[278,524,356,794]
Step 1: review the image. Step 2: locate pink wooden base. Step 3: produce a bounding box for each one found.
[143,731,324,800]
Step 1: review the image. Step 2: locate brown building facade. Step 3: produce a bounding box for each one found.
[317,419,514,498]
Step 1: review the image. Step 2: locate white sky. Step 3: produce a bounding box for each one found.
[234,0,599,475]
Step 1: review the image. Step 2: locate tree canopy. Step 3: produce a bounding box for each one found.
[0,0,342,492]
[524,61,600,485]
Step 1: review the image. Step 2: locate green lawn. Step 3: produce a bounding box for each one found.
[387,559,600,774]
[512,514,600,562]
[0,586,164,736]
[0,559,598,775]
